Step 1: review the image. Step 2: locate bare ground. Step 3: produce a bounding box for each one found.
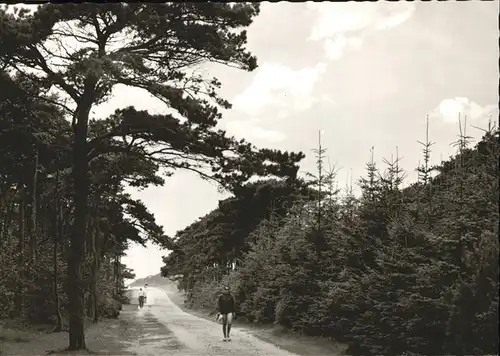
[0,305,179,356]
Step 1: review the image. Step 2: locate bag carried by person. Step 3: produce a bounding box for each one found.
[215,313,223,324]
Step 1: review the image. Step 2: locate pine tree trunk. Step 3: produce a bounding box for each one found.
[91,216,100,323]
[68,155,87,350]
[92,260,99,323]
[67,83,95,350]
[6,201,14,243]
[1,199,14,245]
[85,216,93,319]
[113,253,120,297]
[86,292,93,318]
[15,188,26,316]
[29,149,38,265]
[0,186,14,243]
[0,203,5,244]
[53,171,63,332]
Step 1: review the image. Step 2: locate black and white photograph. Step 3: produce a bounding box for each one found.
[0,1,498,355]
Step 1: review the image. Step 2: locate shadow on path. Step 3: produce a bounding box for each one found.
[122,306,185,354]
[0,305,185,356]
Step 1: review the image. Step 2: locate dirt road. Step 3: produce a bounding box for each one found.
[131,287,298,356]
[2,287,341,355]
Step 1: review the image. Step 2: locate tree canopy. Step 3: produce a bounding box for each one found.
[1,3,303,188]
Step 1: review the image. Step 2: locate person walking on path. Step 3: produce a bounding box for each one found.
[217,286,235,341]
[138,288,145,308]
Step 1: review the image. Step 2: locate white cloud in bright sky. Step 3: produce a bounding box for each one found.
[14,2,492,279]
[323,36,364,60]
[432,97,498,123]
[229,1,418,141]
[306,2,416,60]
[232,62,327,117]
[225,118,287,143]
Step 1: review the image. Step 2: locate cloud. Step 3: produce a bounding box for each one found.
[224,119,286,143]
[376,6,415,31]
[430,97,498,123]
[306,2,416,59]
[323,35,363,60]
[232,62,328,117]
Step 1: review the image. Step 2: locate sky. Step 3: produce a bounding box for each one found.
[11,2,498,279]
[119,1,499,279]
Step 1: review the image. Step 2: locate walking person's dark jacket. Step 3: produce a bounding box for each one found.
[218,293,235,314]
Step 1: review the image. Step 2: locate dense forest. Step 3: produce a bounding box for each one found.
[0,3,304,352]
[162,120,499,355]
[0,66,162,327]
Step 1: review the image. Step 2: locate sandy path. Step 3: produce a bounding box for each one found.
[2,288,322,355]
[130,287,299,356]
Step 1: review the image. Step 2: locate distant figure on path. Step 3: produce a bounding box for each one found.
[144,283,149,306]
[138,288,145,308]
[217,286,235,341]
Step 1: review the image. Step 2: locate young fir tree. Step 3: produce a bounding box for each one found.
[358,146,384,229]
[323,161,341,221]
[340,168,358,225]
[358,147,382,204]
[378,146,406,219]
[306,130,327,229]
[304,130,338,254]
[416,115,436,226]
[416,115,435,186]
